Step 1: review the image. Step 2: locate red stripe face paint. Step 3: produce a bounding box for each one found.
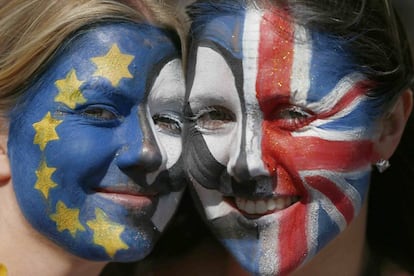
[185,2,380,275]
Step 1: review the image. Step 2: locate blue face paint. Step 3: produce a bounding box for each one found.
[8,22,185,261]
[185,2,382,275]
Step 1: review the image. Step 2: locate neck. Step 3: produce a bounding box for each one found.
[0,182,106,276]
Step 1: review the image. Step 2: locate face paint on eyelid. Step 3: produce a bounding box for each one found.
[188,46,243,166]
[189,48,241,108]
[8,22,185,262]
[185,3,379,276]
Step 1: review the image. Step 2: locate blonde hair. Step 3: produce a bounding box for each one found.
[0,0,182,118]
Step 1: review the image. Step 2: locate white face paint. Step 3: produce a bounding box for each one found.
[184,4,382,275]
[189,47,241,165]
[149,59,185,169]
[149,59,186,232]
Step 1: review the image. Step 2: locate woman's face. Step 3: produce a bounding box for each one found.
[185,4,382,275]
[8,22,185,261]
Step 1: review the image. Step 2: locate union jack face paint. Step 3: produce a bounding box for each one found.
[185,2,381,275]
[8,22,185,261]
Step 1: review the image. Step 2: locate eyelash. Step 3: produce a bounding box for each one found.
[57,104,122,126]
[153,113,183,136]
[189,104,314,132]
[191,106,236,133]
[81,106,119,121]
[269,105,315,131]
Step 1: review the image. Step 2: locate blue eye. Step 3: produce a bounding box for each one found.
[153,113,182,135]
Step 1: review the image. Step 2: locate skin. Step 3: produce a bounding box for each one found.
[184,3,412,275]
[4,22,185,264]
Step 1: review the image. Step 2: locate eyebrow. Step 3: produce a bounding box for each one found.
[152,95,184,107]
[78,78,136,104]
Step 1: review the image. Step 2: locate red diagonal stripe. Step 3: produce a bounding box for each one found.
[306,175,354,224]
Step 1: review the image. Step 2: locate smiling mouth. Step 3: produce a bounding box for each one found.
[229,196,300,216]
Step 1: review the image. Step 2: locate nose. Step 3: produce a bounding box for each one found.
[227,112,269,182]
[135,138,163,172]
[117,106,164,173]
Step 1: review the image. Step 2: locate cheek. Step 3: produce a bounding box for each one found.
[45,122,117,183]
[202,130,237,165]
[156,133,181,169]
[261,124,375,173]
[8,116,47,192]
[259,120,376,203]
[184,124,226,189]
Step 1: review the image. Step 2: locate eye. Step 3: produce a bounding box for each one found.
[270,105,314,131]
[82,107,118,121]
[153,113,182,135]
[193,106,236,132]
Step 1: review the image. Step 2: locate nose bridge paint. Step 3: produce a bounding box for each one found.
[117,98,166,176]
[137,104,167,180]
[229,8,269,180]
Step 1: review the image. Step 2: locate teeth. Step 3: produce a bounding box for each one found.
[256,200,267,214]
[245,201,255,214]
[274,197,285,210]
[234,196,299,215]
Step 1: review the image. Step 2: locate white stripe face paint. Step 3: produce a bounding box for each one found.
[290,24,312,107]
[186,3,379,275]
[148,59,186,231]
[233,8,269,178]
[189,47,241,166]
[149,59,185,170]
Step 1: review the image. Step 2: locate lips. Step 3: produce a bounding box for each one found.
[95,187,158,210]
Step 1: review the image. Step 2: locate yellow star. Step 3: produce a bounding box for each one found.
[91,44,134,87]
[33,112,62,151]
[50,201,85,237]
[55,69,86,108]
[0,263,8,276]
[86,208,129,258]
[34,159,58,199]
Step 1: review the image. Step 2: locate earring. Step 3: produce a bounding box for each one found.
[375,159,391,173]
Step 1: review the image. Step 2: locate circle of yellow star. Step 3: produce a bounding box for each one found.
[91,44,134,87]
[86,208,129,258]
[34,159,58,199]
[55,69,86,108]
[33,112,63,151]
[50,201,86,237]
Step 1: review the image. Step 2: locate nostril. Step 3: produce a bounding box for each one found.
[136,139,163,172]
[116,139,163,173]
[229,148,269,182]
[231,163,252,183]
[231,176,276,198]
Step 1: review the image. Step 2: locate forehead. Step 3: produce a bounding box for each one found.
[36,22,180,101]
[190,3,359,103]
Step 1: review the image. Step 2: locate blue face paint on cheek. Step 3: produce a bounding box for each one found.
[7,22,183,261]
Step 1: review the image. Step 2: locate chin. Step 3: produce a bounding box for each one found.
[209,208,309,276]
[193,185,356,276]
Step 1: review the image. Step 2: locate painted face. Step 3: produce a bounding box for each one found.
[185,3,382,275]
[8,22,185,261]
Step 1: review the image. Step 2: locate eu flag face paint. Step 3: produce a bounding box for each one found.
[185,2,381,275]
[8,22,185,261]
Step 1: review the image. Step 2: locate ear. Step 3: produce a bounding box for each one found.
[373,89,413,160]
[0,121,11,184]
